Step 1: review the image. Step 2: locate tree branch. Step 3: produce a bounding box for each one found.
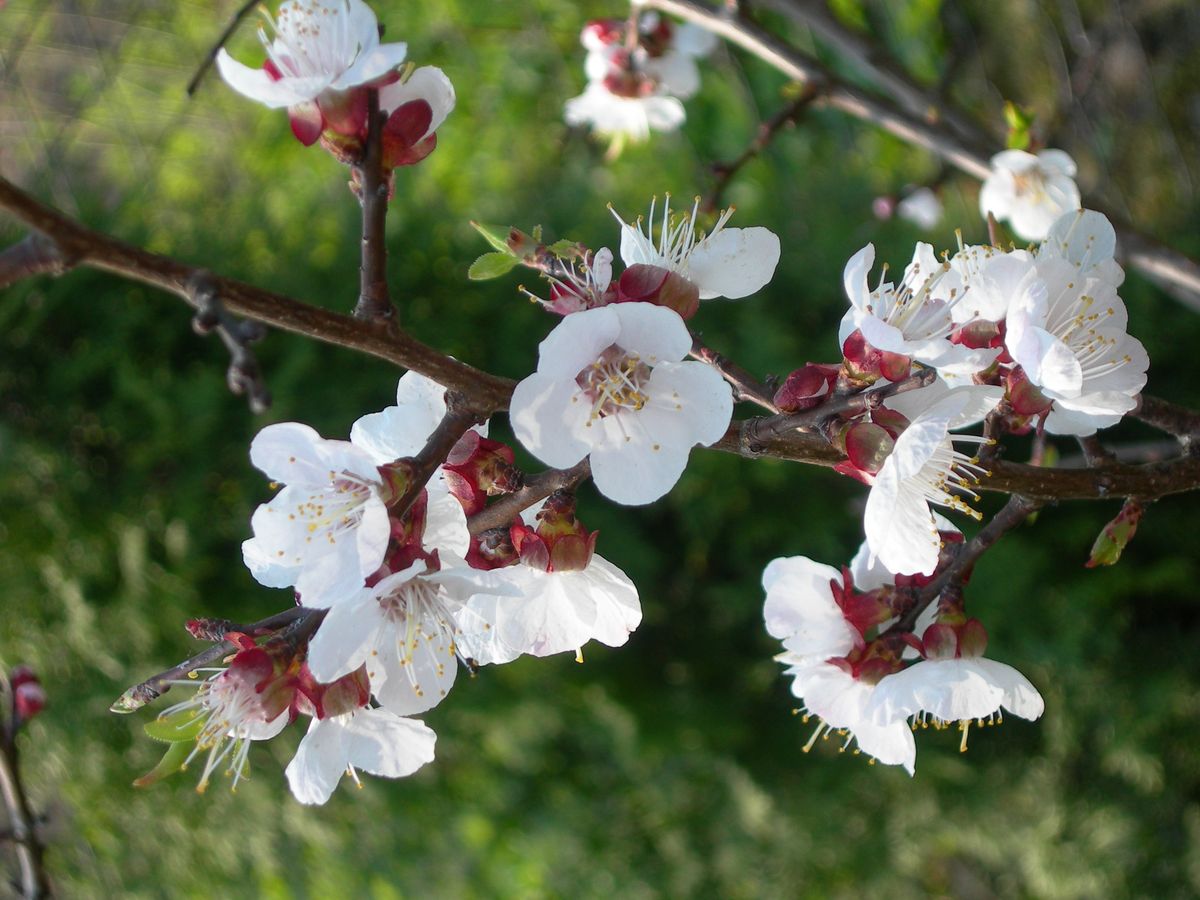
[467,460,592,535]
[0,233,71,292]
[0,175,515,412]
[6,176,1200,504]
[354,90,396,324]
[704,85,819,214]
[887,494,1042,635]
[690,336,780,411]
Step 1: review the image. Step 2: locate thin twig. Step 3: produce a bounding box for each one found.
[756,0,979,139]
[886,495,1042,635]
[1134,394,1200,445]
[354,90,396,324]
[704,85,819,213]
[690,336,779,411]
[389,391,488,523]
[186,0,259,97]
[748,367,937,440]
[0,234,71,291]
[467,460,592,535]
[188,271,271,413]
[110,606,314,713]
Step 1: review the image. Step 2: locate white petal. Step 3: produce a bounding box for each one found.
[216,51,330,107]
[644,361,733,446]
[612,302,692,364]
[843,244,875,309]
[538,307,622,378]
[305,591,381,682]
[864,468,941,577]
[509,374,594,469]
[340,708,437,777]
[685,227,781,300]
[286,718,347,805]
[333,41,409,90]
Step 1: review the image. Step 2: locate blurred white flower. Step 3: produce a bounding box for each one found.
[979,149,1081,241]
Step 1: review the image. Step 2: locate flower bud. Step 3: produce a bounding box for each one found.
[9,666,45,721]
[510,491,599,573]
[773,363,839,412]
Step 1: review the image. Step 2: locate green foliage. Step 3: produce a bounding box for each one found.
[1,0,1199,897]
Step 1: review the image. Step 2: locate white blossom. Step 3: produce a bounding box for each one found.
[791,663,917,775]
[242,422,392,605]
[839,243,996,377]
[216,0,408,143]
[1006,255,1148,436]
[462,555,641,665]
[896,187,943,230]
[863,385,1001,576]
[866,656,1044,751]
[285,707,436,805]
[762,556,859,667]
[979,149,1081,241]
[510,302,732,505]
[613,195,781,301]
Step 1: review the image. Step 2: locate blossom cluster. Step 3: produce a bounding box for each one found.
[564,12,716,154]
[820,207,1147,576]
[762,545,1044,774]
[146,372,642,804]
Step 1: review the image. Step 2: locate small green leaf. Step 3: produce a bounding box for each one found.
[1086,499,1144,568]
[133,740,193,788]
[532,224,543,242]
[144,707,206,744]
[1003,101,1033,150]
[469,222,515,255]
[468,252,521,280]
[547,239,582,258]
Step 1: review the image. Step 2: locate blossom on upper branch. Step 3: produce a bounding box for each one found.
[510,302,732,505]
[839,243,998,381]
[979,149,1081,241]
[564,12,715,149]
[216,0,410,145]
[612,195,781,315]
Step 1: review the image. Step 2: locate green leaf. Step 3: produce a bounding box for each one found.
[133,740,193,788]
[144,707,206,744]
[547,239,582,258]
[468,252,521,281]
[469,221,515,255]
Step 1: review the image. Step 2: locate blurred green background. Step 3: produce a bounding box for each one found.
[2,0,1200,896]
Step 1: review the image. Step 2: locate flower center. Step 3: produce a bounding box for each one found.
[577,346,652,420]
[294,473,373,547]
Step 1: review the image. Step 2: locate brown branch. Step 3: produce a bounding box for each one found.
[0,175,515,412]
[1134,394,1200,443]
[354,90,395,324]
[5,177,1200,504]
[704,85,819,214]
[886,494,1042,636]
[690,336,779,411]
[636,0,1200,310]
[468,459,592,535]
[390,391,487,523]
[188,272,271,413]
